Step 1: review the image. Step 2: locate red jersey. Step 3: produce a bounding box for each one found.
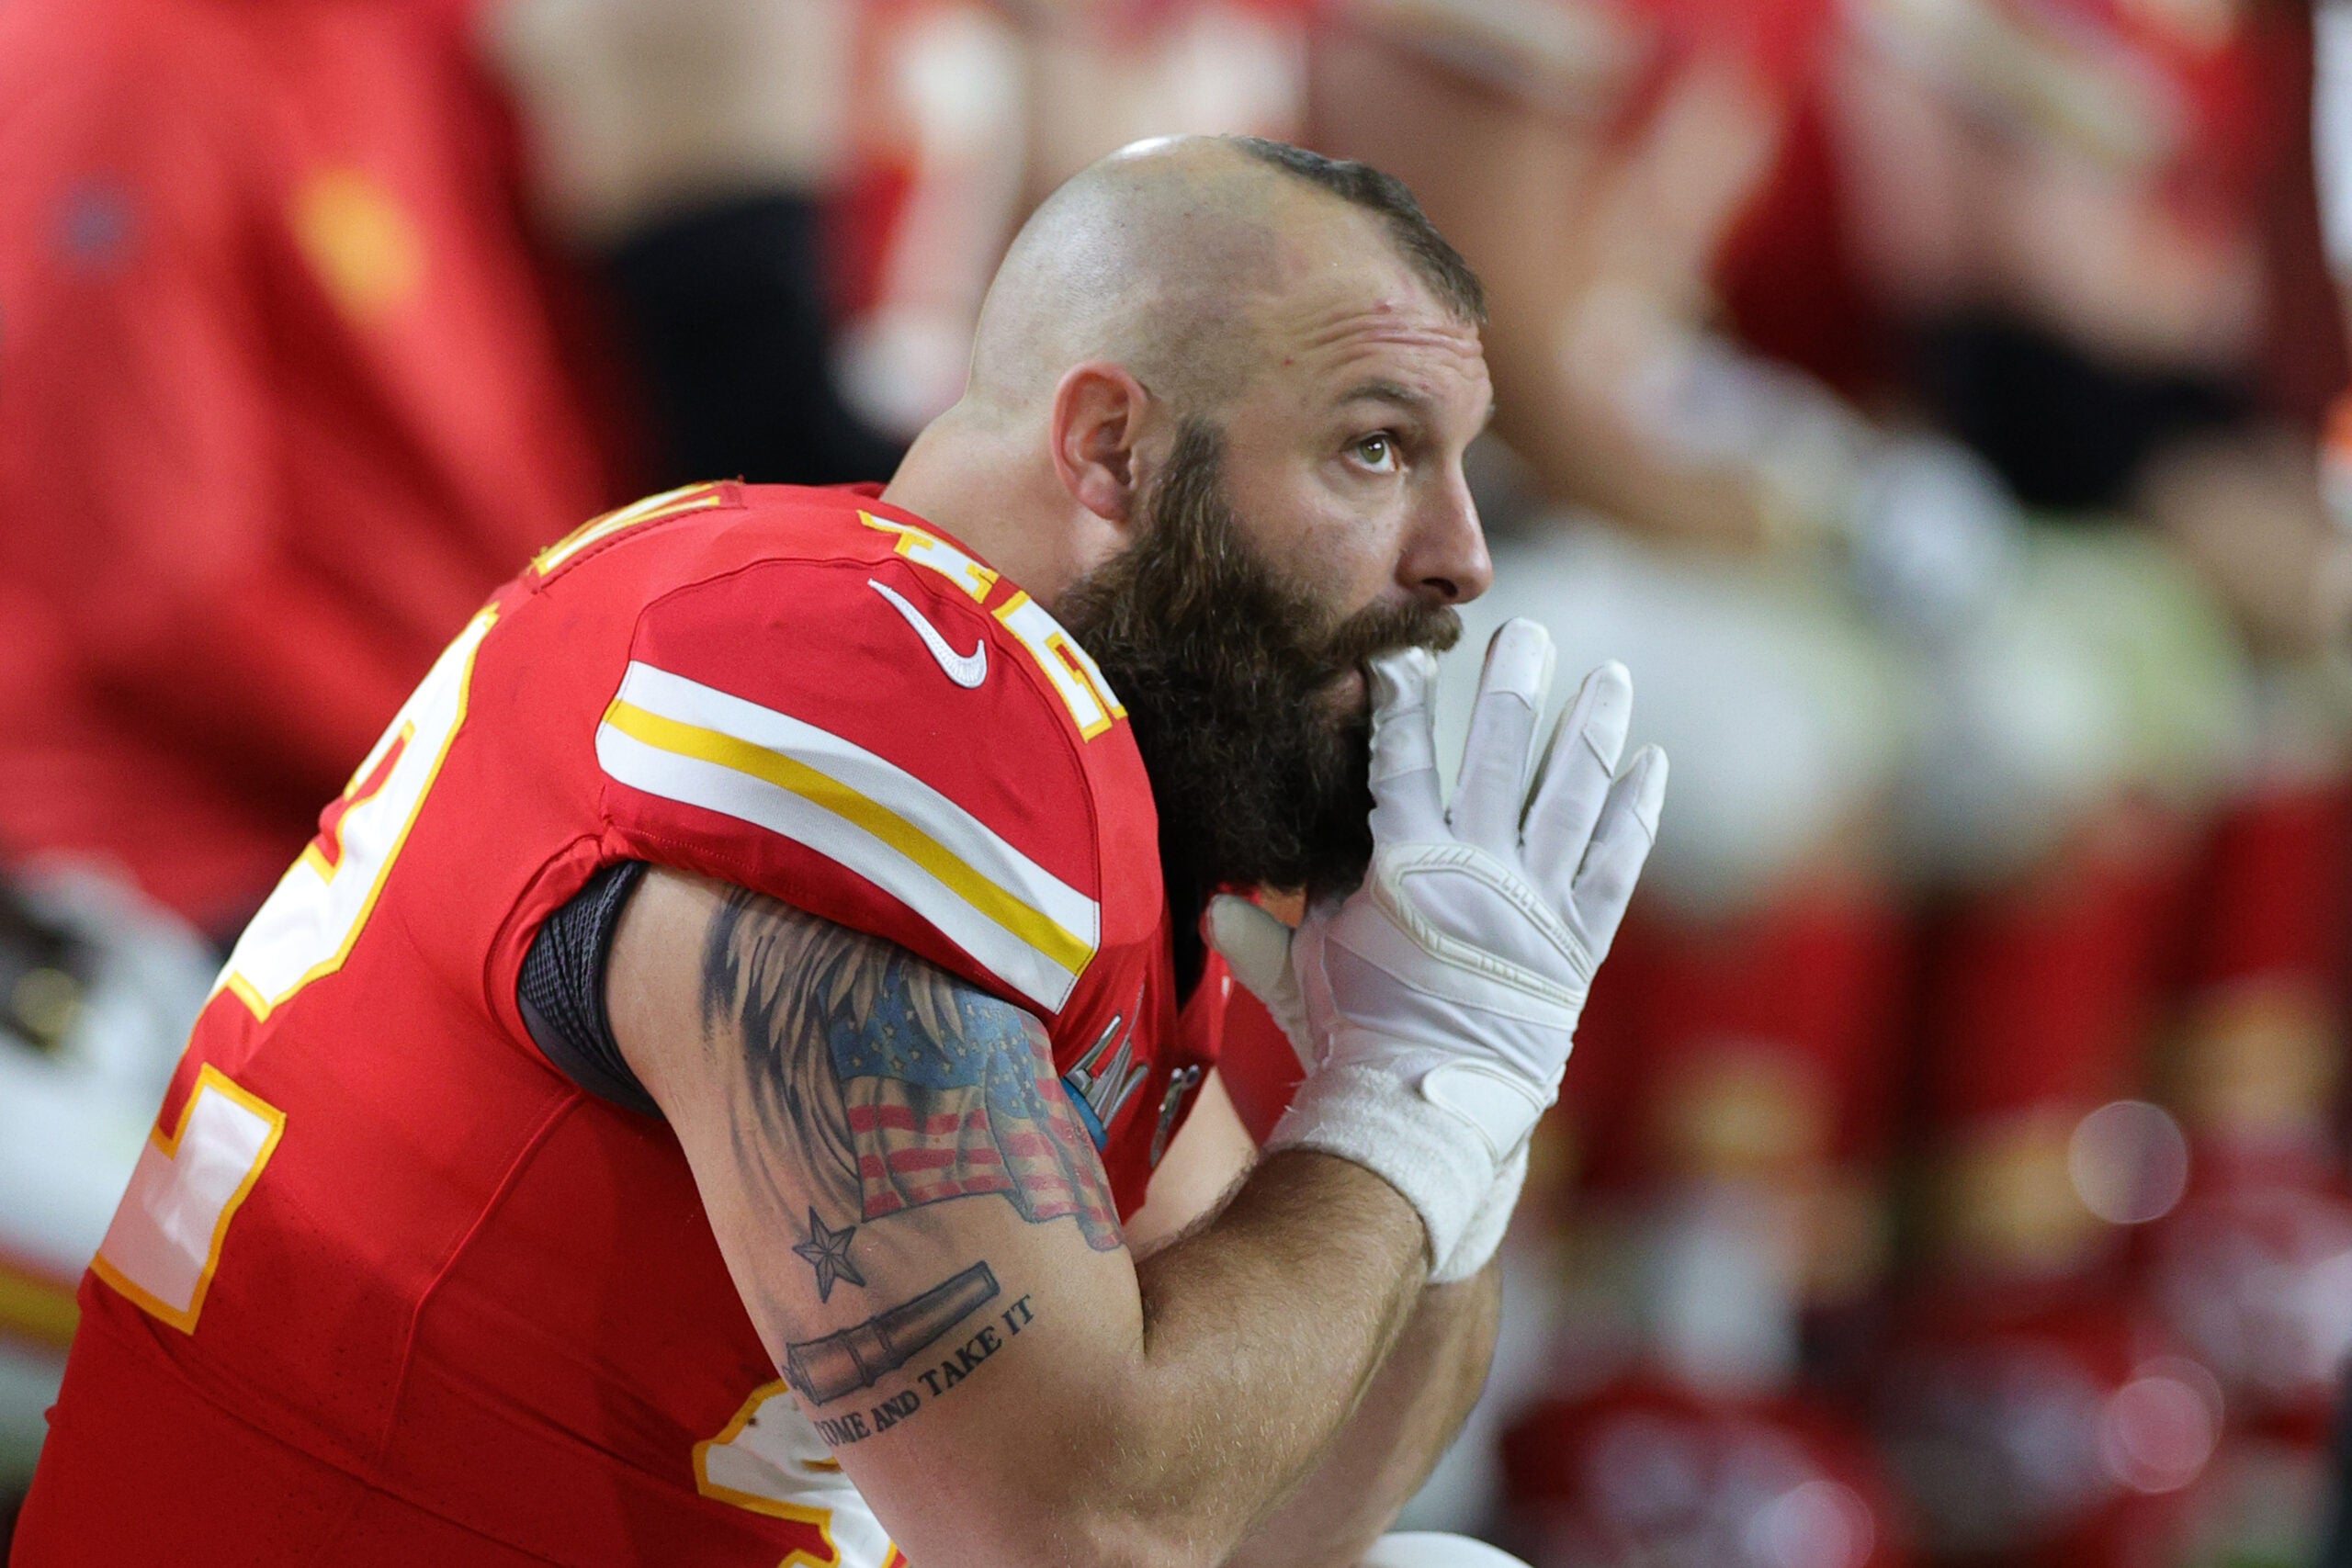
[0,0,619,932]
[15,484,1216,1565]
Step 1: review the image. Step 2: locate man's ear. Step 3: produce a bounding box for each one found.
[1049,362,1155,528]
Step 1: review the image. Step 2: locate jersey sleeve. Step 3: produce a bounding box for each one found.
[593,549,1109,1021]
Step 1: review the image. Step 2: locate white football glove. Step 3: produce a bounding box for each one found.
[1209,621,1667,1281]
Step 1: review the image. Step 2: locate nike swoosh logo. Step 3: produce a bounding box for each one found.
[869,578,987,689]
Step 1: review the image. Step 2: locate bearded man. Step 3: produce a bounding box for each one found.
[12,136,1665,1567]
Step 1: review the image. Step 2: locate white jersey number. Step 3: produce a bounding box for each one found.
[216,606,497,1021]
[91,1065,285,1332]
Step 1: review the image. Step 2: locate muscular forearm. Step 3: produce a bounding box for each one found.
[1225,1261,1503,1568]
[1058,1150,1430,1568]
[612,874,1437,1568]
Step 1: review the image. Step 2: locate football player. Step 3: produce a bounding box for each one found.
[11,136,1665,1566]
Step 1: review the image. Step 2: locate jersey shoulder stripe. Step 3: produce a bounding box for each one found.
[596,660,1101,1012]
[531,481,735,581]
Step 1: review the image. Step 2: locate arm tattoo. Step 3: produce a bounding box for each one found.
[786,1261,999,1403]
[698,889,1123,1271]
[791,1209,864,1303]
[796,1265,1041,1445]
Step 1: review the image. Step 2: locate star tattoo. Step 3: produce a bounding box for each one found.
[792,1209,865,1303]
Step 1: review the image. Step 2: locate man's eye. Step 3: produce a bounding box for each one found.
[1352,434,1398,471]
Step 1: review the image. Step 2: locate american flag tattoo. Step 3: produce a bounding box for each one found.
[833,988,1121,1250]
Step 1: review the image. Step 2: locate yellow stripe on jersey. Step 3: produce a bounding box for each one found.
[596,663,1099,1011]
[533,483,728,578]
[601,700,1094,974]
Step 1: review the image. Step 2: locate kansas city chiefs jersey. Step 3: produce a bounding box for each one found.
[18,483,1216,1565]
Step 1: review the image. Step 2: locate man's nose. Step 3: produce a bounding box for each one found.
[1398,471,1492,604]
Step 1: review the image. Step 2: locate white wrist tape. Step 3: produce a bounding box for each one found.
[1264,1065,1512,1282]
[1435,1140,1530,1283]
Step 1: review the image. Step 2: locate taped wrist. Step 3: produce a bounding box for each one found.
[1433,1141,1529,1283]
[1263,1063,1506,1281]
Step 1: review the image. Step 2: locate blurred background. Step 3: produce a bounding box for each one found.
[6,0,2352,1562]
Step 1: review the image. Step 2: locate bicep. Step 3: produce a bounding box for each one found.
[605,869,1148,1553]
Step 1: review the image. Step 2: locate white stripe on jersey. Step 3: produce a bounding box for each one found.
[595,661,1098,1012]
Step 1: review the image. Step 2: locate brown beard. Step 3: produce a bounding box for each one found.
[1057,417,1460,935]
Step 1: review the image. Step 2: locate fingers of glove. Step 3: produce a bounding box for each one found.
[1366,648,1445,842]
[1205,895,1311,1065]
[1565,745,1668,958]
[1448,620,1557,853]
[1521,660,1633,893]
[1205,894,1288,995]
[1292,908,1349,1069]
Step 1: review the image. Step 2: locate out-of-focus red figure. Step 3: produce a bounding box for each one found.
[1503,1375,1907,1568]
[0,0,621,938]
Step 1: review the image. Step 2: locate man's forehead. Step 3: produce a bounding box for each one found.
[1250,218,1485,391]
[1259,284,1488,410]
[1289,297,1485,367]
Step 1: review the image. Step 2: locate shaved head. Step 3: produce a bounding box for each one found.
[882,136,1493,923]
[964,135,1483,420]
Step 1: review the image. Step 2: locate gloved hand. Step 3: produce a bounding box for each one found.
[1209,621,1666,1280]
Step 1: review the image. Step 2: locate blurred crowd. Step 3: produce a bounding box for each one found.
[5,0,2352,1562]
